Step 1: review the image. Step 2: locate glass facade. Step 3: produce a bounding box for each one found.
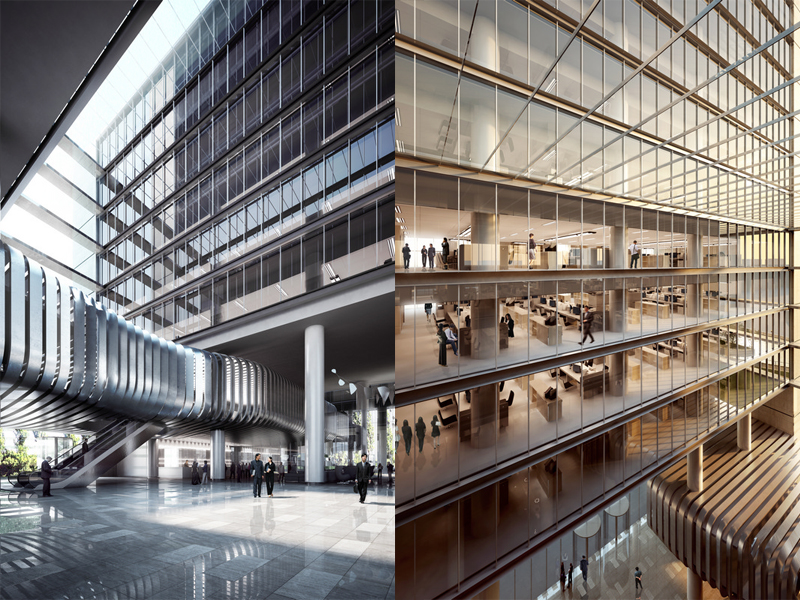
[394,0,795,598]
[96,0,395,338]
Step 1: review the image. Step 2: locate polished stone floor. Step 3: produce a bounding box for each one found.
[0,478,394,600]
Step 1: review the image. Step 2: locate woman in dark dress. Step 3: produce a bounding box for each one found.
[415,417,426,453]
[402,419,413,455]
[506,313,515,337]
[437,325,447,366]
[191,460,200,485]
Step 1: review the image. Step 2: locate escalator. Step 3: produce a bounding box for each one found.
[7,419,164,490]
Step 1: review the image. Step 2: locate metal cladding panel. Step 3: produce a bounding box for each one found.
[649,423,800,600]
[0,242,304,435]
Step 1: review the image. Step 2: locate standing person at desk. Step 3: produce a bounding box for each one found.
[581,306,595,345]
[437,324,448,366]
[428,244,436,270]
[415,416,426,453]
[401,243,411,269]
[629,240,641,268]
[420,245,427,268]
[444,325,458,356]
[441,237,450,269]
[505,313,514,337]
[528,233,536,267]
[402,419,413,455]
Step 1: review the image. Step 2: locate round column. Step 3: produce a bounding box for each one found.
[737,413,752,451]
[687,446,703,493]
[305,324,325,484]
[210,429,225,480]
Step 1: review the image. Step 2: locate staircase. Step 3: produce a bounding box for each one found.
[8,419,164,490]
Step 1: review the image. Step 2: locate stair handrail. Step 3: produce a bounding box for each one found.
[53,419,130,469]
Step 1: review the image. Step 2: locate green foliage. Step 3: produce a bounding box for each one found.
[68,434,81,447]
[0,429,38,477]
[386,409,395,464]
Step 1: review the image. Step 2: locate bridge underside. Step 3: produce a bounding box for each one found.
[648,422,800,600]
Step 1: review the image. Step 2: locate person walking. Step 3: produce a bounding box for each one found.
[356,453,372,503]
[568,563,574,589]
[377,463,383,485]
[402,243,411,269]
[41,456,53,497]
[580,555,588,582]
[387,462,394,485]
[201,460,209,484]
[437,324,448,366]
[277,461,285,484]
[444,325,458,356]
[265,456,277,497]
[431,415,441,449]
[421,246,427,269]
[441,237,450,269]
[560,562,566,591]
[251,453,265,497]
[528,233,537,267]
[581,306,595,345]
[191,460,201,485]
[629,240,641,268]
[82,438,89,455]
[506,313,515,338]
[634,566,643,591]
[427,244,436,270]
[402,419,413,455]
[415,416,426,453]
[424,302,432,322]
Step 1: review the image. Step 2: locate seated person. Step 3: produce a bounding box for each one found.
[445,325,458,356]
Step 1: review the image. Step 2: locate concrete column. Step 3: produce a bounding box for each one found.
[146,439,159,479]
[356,381,369,456]
[305,324,325,484]
[470,384,497,449]
[231,445,241,476]
[687,568,703,600]
[347,410,355,465]
[687,446,703,493]
[737,413,752,451]
[687,234,702,268]
[210,429,225,480]
[685,333,703,368]
[608,289,626,332]
[377,404,388,468]
[610,226,627,269]
[609,352,627,397]
[471,211,496,271]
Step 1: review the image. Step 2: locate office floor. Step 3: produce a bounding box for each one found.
[396,302,766,390]
[0,478,394,600]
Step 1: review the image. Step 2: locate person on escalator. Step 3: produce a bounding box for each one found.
[41,457,53,497]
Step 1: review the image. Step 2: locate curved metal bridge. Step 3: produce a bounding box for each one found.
[1,242,306,486]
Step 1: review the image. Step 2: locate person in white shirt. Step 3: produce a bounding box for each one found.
[628,240,641,268]
[444,326,458,356]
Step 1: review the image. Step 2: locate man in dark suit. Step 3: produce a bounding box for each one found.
[581,306,595,345]
[41,456,53,497]
[250,453,265,498]
[356,453,372,504]
[265,456,277,497]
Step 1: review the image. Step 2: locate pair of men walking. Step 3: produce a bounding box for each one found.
[251,453,277,498]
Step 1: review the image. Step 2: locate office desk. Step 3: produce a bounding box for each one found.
[703,297,720,311]
[636,301,670,319]
[560,364,607,398]
[531,315,563,346]
[530,377,563,421]
[626,356,641,380]
[641,346,670,370]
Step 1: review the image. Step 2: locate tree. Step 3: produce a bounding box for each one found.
[0,429,38,477]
